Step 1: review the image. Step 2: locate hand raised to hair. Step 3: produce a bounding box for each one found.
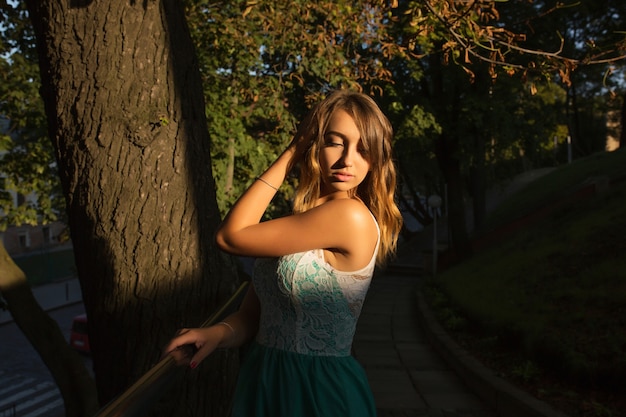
[287,109,315,172]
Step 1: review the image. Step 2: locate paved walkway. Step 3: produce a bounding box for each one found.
[353,223,570,417]
[353,267,496,417]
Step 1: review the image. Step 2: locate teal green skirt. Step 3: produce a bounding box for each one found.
[232,343,376,417]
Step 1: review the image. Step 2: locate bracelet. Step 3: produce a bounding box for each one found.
[256,177,278,191]
[218,321,235,335]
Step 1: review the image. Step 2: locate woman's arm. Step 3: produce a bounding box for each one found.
[216,198,377,260]
[215,121,323,256]
[163,286,260,368]
[215,147,296,243]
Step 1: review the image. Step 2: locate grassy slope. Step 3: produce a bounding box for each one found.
[427,149,626,417]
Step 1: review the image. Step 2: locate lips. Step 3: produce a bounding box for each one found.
[332,172,354,181]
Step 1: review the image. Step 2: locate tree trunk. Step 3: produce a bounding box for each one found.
[397,164,430,226]
[435,134,472,259]
[567,82,583,158]
[428,49,472,259]
[25,1,241,416]
[468,110,487,231]
[617,93,626,148]
[0,241,98,417]
[469,71,490,231]
[470,164,487,230]
[225,137,235,198]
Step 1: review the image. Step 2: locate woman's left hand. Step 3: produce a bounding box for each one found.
[163,326,226,369]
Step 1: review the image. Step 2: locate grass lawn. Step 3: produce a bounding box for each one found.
[424,149,626,417]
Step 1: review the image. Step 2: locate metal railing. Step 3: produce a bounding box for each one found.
[94,281,249,417]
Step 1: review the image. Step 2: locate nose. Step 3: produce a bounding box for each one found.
[341,145,357,167]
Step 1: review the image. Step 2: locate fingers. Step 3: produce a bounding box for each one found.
[163,329,195,356]
[188,341,216,369]
[162,327,220,369]
[290,115,313,156]
[162,330,198,367]
[168,343,195,366]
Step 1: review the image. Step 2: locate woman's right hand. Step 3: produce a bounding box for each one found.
[287,111,315,171]
[163,325,227,369]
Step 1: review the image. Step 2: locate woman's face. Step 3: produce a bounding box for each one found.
[317,109,371,198]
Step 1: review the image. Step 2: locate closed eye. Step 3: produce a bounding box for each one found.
[324,134,345,147]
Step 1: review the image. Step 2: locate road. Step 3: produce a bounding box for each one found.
[0,303,91,417]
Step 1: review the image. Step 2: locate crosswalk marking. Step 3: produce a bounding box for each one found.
[0,377,36,399]
[14,387,58,414]
[0,382,55,407]
[20,395,63,417]
[0,372,63,417]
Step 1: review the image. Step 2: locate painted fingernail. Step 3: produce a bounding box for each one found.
[190,361,197,369]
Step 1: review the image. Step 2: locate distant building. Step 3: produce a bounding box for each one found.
[1,222,69,256]
[0,116,71,257]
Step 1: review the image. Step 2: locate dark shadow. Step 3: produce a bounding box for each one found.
[68,0,94,8]
[93,282,248,417]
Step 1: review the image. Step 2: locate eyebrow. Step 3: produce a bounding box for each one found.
[325,130,347,139]
[325,130,361,142]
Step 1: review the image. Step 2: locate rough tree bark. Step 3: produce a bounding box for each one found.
[0,241,98,417]
[24,1,241,416]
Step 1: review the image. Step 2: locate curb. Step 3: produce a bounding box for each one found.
[415,289,571,417]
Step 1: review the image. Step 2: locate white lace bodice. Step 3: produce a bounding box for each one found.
[253,227,379,357]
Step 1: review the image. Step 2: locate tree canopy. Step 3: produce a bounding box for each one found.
[2,0,624,228]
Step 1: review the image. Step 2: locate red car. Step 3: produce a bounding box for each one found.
[69,314,90,353]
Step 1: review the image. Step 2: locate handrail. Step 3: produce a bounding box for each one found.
[94,281,249,417]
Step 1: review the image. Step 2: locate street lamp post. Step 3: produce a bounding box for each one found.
[428,194,442,276]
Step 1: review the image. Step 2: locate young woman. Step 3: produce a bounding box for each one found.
[165,89,403,416]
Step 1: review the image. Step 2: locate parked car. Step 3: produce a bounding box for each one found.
[69,313,90,353]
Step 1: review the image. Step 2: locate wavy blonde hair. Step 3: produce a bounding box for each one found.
[292,90,403,266]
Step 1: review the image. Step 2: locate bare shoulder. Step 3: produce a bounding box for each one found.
[315,198,375,229]
[315,198,377,269]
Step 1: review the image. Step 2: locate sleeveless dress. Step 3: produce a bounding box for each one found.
[231,219,380,417]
